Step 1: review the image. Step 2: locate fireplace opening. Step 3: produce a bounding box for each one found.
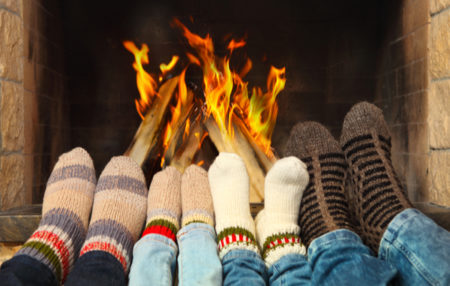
[13,0,438,208]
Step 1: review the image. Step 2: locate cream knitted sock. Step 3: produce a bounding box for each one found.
[255,157,309,267]
[208,153,259,259]
[181,165,214,227]
[79,156,148,273]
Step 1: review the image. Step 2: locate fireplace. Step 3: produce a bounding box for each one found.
[0,0,449,210]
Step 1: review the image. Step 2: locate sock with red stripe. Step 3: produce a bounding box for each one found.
[78,156,148,273]
[14,147,96,283]
[142,166,181,242]
[340,102,412,253]
[209,153,259,259]
[255,157,309,267]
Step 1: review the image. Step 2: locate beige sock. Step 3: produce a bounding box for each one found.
[181,165,214,227]
[79,156,148,273]
[141,166,182,242]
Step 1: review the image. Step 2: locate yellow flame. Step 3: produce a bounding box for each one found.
[160,55,179,76]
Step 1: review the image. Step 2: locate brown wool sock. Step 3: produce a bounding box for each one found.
[340,102,412,253]
[181,165,214,227]
[285,122,354,247]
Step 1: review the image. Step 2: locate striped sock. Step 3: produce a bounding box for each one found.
[142,166,181,242]
[181,165,214,227]
[255,157,309,267]
[340,102,412,253]
[285,122,355,247]
[79,156,148,273]
[208,153,259,259]
[15,147,96,283]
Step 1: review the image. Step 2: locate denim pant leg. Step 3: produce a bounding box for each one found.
[308,229,397,286]
[379,208,450,286]
[0,255,58,286]
[177,223,222,286]
[222,249,267,286]
[64,251,127,286]
[268,253,311,286]
[128,234,178,286]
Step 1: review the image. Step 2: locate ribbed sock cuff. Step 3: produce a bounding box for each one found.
[142,219,178,242]
[262,233,306,266]
[217,227,260,259]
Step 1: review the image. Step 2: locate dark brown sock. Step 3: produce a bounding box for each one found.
[340,102,412,254]
[285,121,355,247]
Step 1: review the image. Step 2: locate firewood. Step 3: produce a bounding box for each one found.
[125,76,179,166]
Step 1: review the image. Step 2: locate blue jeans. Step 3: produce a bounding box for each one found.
[128,222,222,286]
[223,209,450,285]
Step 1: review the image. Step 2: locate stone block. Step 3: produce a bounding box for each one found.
[0,0,22,15]
[397,58,428,96]
[1,81,24,151]
[0,10,23,82]
[427,151,450,206]
[402,0,430,35]
[430,9,450,79]
[0,154,25,210]
[430,0,450,14]
[429,79,450,148]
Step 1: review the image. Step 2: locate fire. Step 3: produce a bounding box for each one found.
[124,19,285,166]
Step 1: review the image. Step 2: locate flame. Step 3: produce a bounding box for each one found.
[123,41,158,119]
[125,19,286,165]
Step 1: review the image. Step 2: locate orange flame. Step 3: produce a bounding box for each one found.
[123,41,158,119]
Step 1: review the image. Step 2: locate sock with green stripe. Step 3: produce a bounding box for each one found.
[208,153,259,259]
[14,147,96,283]
[181,165,214,227]
[142,166,182,242]
[78,156,148,273]
[340,102,412,253]
[285,122,355,247]
[255,156,309,267]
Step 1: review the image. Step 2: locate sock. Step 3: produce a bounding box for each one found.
[340,102,412,253]
[181,165,214,227]
[142,166,181,242]
[255,157,309,267]
[285,122,355,247]
[79,156,148,273]
[15,147,96,283]
[208,153,259,259]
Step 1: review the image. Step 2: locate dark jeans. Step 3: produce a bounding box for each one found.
[0,251,126,286]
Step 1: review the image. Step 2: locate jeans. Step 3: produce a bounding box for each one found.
[223,209,450,285]
[0,250,126,286]
[379,208,450,286]
[129,222,222,286]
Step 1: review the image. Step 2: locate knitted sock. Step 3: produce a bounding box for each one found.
[255,157,309,267]
[79,156,148,273]
[181,165,214,227]
[285,122,355,247]
[340,102,412,253]
[208,153,259,259]
[15,147,96,283]
[142,166,181,242]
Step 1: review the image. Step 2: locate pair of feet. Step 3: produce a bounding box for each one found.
[285,101,412,253]
[142,165,214,242]
[209,152,309,267]
[17,150,148,283]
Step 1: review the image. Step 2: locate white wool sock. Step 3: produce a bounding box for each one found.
[255,156,309,267]
[208,152,259,259]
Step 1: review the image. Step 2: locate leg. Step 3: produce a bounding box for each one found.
[129,167,181,286]
[340,102,450,285]
[286,122,397,286]
[209,153,267,286]
[379,209,450,285]
[65,156,148,286]
[0,147,96,286]
[177,165,222,286]
[255,157,311,286]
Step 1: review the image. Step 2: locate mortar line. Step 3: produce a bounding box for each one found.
[431,5,450,17]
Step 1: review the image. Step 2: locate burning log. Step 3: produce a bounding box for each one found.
[125,76,179,165]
